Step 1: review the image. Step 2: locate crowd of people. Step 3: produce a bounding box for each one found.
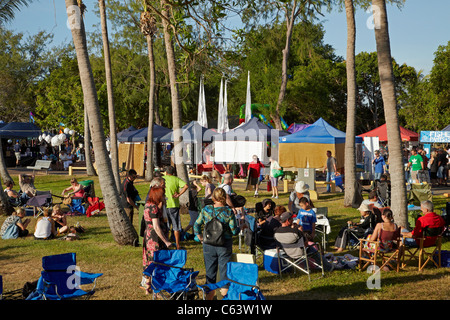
[369,145,450,186]
[9,139,86,171]
[1,145,448,299]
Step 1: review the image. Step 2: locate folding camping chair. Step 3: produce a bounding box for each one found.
[25,191,52,218]
[402,226,444,271]
[274,237,325,282]
[359,236,403,273]
[142,250,199,300]
[407,183,432,206]
[199,262,265,300]
[26,252,103,300]
[374,180,391,207]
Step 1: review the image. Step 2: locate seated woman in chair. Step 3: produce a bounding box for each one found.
[334,203,376,252]
[4,180,20,206]
[369,208,400,252]
[61,178,85,199]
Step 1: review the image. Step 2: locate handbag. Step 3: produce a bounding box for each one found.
[272,168,284,178]
[203,206,225,246]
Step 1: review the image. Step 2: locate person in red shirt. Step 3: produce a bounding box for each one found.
[401,200,446,247]
[248,155,265,197]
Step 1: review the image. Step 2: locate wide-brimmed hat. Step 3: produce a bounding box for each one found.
[294,181,309,193]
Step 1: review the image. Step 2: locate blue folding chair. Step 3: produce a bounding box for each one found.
[143,250,199,300]
[199,262,265,300]
[26,252,102,300]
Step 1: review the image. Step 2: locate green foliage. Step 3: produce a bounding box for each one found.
[0,28,54,122]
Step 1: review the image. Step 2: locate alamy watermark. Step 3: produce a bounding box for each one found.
[366,5,381,30]
[66,5,82,30]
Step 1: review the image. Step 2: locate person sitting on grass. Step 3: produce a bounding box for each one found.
[34,209,56,240]
[61,178,85,199]
[51,204,68,235]
[1,207,30,239]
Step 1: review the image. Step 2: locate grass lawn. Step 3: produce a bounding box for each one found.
[1,173,449,300]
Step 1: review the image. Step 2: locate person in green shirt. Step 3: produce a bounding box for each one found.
[163,166,188,249]
[407,148,424,183]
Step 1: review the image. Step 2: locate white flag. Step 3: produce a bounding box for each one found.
[197,76,208,128]
[245,71,251,123]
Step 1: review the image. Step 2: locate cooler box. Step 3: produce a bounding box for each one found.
[25,208,34,216]
[435,250,450,268]
[263,249,291,274]
[80,180,95,197]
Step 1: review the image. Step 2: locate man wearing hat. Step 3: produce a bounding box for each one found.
[288,181,311,215]
[274,211,334,271]
[334,203,376,252]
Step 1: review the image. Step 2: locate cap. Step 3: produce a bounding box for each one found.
[294,181,309,193]
[358,203,373,212]
[280,211,293,223]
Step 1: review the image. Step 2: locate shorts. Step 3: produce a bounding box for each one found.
[437,166,445,179]
[165,207,182,231]
[15,152,21,160]
[410,170,419,181]
[270,176,279,187]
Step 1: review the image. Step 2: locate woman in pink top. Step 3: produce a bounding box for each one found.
[370,208,400,252]
[61,178,85,198]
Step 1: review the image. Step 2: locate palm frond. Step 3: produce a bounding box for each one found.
[0,0,33,24]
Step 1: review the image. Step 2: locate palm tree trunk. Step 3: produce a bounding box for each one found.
[160,1,188,186]
[99,0,120,191]
[0,142,13,183]
[65,0,138,245]
[372,0,407,226]
[84,107,97,176]
[344,0,357,207]
[145,33,155,182]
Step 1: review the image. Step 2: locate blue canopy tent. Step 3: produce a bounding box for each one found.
[0,122,41,138]
[278,117,362,168]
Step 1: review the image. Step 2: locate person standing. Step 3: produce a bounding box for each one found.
[193,188,238,300]
[407,148,424,184]
[141,185,172,294]
[120,169,140,226]
[269,157,282,199]
[372,150,386,181]
[323,150,340,192]
[14,141,21,166]
[248,155,264,197]
[163,166,188,249]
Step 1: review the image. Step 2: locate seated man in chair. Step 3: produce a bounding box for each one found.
[19,174,37,199]
[401,200,446,248]
[274,211,334,272]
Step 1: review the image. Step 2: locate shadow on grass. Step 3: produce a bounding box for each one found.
[261,269,450,300]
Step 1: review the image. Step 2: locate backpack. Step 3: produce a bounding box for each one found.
[203,205,225,246]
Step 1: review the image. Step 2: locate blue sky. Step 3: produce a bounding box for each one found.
[5,0,450,75]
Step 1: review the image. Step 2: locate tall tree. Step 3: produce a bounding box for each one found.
[372,0,407,226]
[343,0,357,207]
[159,0,189,185]
[98,0,120,190]
[140,4,158,182]
[65,0,138,245]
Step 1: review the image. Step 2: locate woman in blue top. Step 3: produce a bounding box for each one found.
[194,187,238,300]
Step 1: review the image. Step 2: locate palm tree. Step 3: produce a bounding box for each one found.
[372,0,407,226]
[140,6,157,182]
[343,0,357,207]
[0,0,32,24]
[65,0,138,245]
[160,0,189,185]
[98,0,120,191]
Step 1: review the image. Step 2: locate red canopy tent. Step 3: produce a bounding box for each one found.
[358,123,419,142]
